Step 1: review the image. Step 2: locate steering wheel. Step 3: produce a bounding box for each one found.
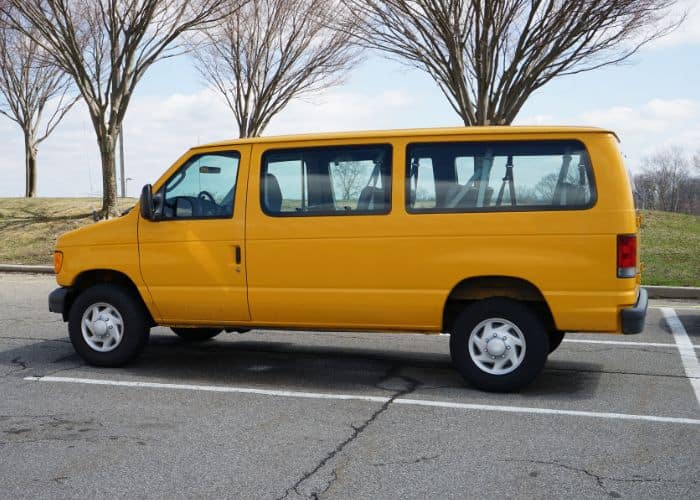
[198,190,215,203]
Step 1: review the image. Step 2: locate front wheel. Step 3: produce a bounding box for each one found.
[68,284,150,366]
[548,330,566,354]
[449,298,549,392]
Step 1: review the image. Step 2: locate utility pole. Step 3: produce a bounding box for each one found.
[119,124,126,198]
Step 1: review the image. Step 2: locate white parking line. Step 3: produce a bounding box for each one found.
[661,307,700,407]
[650,305,700,311]
[23,376,388,403]
[24,375,700,426]
[562,339,700,349]
[438,334,699,350]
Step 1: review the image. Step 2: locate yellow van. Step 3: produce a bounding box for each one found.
[49,126,646,392]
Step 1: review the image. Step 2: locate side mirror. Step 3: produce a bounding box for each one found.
[140,184,156,220]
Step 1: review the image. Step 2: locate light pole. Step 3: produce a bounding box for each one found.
[119,124,126,198]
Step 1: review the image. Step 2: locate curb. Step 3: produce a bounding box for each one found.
[0,264,54,274]
[0,265,698,300]
[644,285,700,300]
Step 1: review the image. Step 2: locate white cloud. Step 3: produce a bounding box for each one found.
[266,89,414,134]
[0,87,419,197]
[517,98,700,172]
[579,98,699,133]
[1,83,697,196]
[523,114,556,125]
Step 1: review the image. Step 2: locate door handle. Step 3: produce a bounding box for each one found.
[235,245,241,264]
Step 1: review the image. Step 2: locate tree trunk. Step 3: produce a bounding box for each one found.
[98,133,119,218]
[238,119,251,139]
[24,133,38,197]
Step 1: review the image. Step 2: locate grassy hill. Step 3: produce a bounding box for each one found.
[639,210,699,287]
[0,198,697,286]
[0,198,136,265]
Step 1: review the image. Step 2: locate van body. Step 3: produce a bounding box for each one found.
[49,126,647,391]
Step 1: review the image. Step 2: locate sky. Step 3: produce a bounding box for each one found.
[0,1,698,198]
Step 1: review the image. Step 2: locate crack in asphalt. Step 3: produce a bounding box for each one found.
[0,335,70,343]
[0,433,139,447]
[275,366,419,500]
[371,454,440,467]
[501,458,699,498]
[310,468,338,500]
[0,357,30,378]
[0,414,151,450]
[10,357,27,371]
[29,361,86,379]
[546,367,690,380]
[0,319,60,324]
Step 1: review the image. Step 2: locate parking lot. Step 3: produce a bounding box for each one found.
[0,273,698,499]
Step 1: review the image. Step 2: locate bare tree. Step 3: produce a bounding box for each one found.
[332,161,365,202]
[344,0,683,125]
[534,172,557,201]
[2,0,237,216]
[636,146,696,214]
[0,21,77,197]
[191,0,359,138]
[677,176,699,215]
[632,172,656,210]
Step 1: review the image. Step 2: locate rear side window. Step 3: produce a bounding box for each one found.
[261,145,391,216]
[406,140,595,212]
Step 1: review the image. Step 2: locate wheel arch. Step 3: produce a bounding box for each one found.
[442,275,555,334]
[65,269,154,325]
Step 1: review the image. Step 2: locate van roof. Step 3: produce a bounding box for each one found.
[192,126,617,150]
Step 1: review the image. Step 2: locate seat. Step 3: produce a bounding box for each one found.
[461,187,494,207]
[446,184,494,208]
[556,182,587,206]
[263,173,282,212]
[357,186,385,211]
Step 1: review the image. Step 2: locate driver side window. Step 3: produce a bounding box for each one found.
[159,151,240,219]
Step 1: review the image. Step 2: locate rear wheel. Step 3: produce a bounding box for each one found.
[68,284,150,366]
[171,327,222,342]
[449,298,549,392]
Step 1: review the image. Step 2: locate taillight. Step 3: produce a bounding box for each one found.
[617,234,637,278]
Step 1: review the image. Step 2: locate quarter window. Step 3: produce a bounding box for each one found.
[261,145,391,216]
[406,140,595,212]
[158,151,240,219]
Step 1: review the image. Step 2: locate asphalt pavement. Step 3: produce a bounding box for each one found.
[0,273,698,499]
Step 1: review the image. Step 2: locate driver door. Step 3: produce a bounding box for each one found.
[138,146,251,324]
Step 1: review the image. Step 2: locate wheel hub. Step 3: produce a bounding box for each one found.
[467,317,527,375]
[81,302,124,353]
[486,337,506,356]
[92,319,108,337]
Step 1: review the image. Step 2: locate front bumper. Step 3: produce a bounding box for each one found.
[620,287,648,334]
[49,287,72,321]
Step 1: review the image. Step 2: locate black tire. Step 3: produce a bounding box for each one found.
[548,330,566,354]
[68,284,150,367]
[171,327,222,342]
[449,298,549,392]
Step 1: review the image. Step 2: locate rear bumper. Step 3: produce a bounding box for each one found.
[620,287,648,334]
[49,287,71,321]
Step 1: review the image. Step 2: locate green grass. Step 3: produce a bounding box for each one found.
[0,198,136,265]
[1,199,698,286]
[639,210,700,287]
